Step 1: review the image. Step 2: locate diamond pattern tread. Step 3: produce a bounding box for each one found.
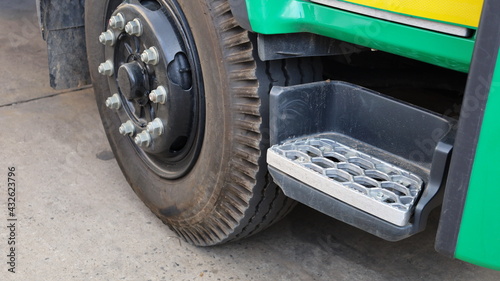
[268,137,424,226]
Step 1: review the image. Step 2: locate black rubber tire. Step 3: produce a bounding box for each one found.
[85,0,322,245]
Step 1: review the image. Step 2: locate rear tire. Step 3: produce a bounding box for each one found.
[85,0,322,245]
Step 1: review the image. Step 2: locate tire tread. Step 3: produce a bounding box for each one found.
[163,0,322,245]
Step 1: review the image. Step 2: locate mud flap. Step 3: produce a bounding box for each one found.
[38,0,90,89]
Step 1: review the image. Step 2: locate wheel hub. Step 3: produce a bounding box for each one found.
[117,61,147,100]
[99,0,205,179]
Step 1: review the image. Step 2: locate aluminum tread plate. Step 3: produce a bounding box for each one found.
[267,137,424,226]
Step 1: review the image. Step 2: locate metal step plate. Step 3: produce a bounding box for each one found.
[267,137,424,226]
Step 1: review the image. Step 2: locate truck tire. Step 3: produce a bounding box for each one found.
[85,0,322,245]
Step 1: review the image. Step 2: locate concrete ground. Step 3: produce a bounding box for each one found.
[0,1,499,280]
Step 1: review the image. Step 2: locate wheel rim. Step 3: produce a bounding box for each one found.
[99,0,205,179]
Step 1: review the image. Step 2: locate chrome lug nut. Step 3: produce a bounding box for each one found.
[146,118,164,137]
[98,30,116,46]
[119,120,135,136]
[141,47,159,65]
[105,93,121,110]
[125,18,143,36]
[109,13,125,30]
[149,86,167,104]
[98,60,114,76]
[134,131,152,147]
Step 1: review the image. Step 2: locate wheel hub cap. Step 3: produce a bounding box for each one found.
[117,61,147,100]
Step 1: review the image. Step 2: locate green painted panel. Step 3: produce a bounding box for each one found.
[245,0,475,72]
[455,50,500,270]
